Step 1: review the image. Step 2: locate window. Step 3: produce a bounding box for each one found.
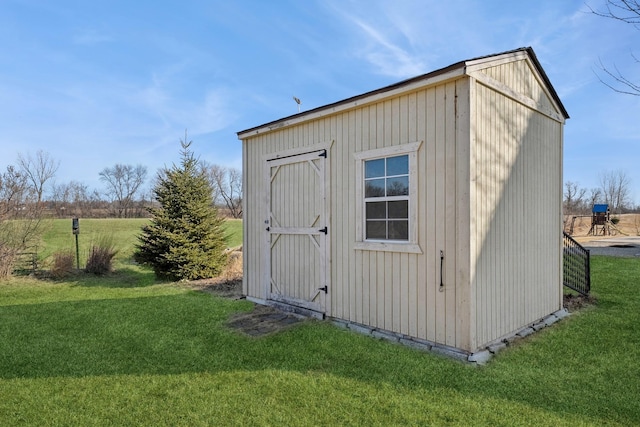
[364,155,409,240]
[354,141,422,253]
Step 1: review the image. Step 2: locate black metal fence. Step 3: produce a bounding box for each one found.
[563,232,591,296]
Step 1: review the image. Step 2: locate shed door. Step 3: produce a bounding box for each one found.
[265,149,329,314]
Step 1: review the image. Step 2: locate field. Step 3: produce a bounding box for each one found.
[37,218,242,269]
[0,219,639,425]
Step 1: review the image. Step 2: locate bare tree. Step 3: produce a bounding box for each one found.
[588,187,604,209]
[99,164,148,218]
[599,169,632,213]
[0,166,28,220]
[0,165,44,276]
[50,182,71,217]
[590,0,640,95]
[51,180,95,217]
[200,161,222,206]
[201,162,242,218]
[16,150,60,204]
[564,181,587,214]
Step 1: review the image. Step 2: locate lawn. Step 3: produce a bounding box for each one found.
[1,251,639,424]
[38,218,242,269]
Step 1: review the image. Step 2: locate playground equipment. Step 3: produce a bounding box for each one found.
[567,204,628,236]
[589,204,610,236]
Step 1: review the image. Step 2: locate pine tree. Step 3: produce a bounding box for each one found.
[134,135,227,281]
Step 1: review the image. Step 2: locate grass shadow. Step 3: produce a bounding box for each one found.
[74,266,160,288]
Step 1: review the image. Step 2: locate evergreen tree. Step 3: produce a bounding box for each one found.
[134,135,227,280]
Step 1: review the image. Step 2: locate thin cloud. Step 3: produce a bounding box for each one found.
[351,18,427,78]
[73,29,114,45]
[323,1,427,78]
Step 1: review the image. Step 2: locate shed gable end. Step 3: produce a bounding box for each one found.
[470,59,564,123]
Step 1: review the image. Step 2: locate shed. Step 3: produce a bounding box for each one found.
[237,47,569,354]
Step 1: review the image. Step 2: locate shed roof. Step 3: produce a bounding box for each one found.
[238,47,569,139]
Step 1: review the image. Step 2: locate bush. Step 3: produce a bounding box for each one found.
[611,217,620,225]
[85,237,118,275]
[0,243,17,278]
[51,250,75,279]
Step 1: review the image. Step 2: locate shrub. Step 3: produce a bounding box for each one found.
[51,250,75,279]
[0,243,18,278]
[85,237,118,275]
[611,217,620,225]
[222,248,243,281]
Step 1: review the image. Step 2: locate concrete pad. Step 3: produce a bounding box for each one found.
[348,323,372,336]
[399,338,431,352]
[468,350,493,365]
[487,342,507,354]
[517,327,535,337]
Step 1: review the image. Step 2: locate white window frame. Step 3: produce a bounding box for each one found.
[354,141,422,254]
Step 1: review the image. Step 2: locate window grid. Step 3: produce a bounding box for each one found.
[364,155,409,241]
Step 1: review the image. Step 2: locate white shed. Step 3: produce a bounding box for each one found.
[237,47,569,354]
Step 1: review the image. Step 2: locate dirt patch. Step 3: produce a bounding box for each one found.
[187,277,244,299]
[185,249,306,336]
[226,304,305,336]
[185,249,244,299]
[564,293,597,312]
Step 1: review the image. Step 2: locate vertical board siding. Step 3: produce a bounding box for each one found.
[455,78,472,350]
[433,84,447,345]
[424,88,438,342]
[483,60,557,115]
[243,81,466,347]
[416,89,428,340]
[471,79,562,348]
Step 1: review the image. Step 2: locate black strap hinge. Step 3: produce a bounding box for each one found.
[319,226,328,234]
[318,286,328,293]
[318,149,327,158]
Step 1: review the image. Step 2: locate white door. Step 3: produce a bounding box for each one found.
[265,149,329,314]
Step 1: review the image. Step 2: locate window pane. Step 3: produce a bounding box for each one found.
[387,176,408,196]
[386,155,408,176]
[365,179,385,197]
[388,220,408,240]
[366,201,386,219]
[366,221,387,239]
[361,150,414,243]
[388,200,408,219]
[365,158,385,179]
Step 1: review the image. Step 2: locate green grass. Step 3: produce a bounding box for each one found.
[37,218,242,270]
[1,256,638,425]
[223,218,242,248]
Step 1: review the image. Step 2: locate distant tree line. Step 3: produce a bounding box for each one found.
[0,150,242,220]
[0,148,242,275]
[564,169,637,215]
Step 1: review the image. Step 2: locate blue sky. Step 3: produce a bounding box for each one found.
[1,0,639,203]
